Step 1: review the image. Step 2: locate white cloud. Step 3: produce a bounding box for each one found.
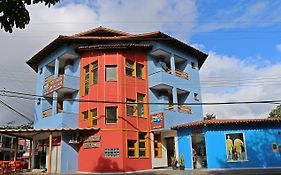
[0,0,197,125]
[194,1,281,32]
[276,44,281,53]
[200,52,281,119]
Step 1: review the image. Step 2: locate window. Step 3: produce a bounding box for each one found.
[154,133,162,158]
[126,99,136,116]
[225,133,247,161]
[104,148,120,157]
[136,63,144,79]
[105,107,117,124]
[91,108,98,126]
[137,93,145,117]
[127,140,137,157]
[82,111,88,120]
[83,65,90,95]
[126,60,135,76]
[194,93,199,101]
[139,132,149,157]
[191,62,196,69]
[92,61,98,84]
[105,66,117,81]
[272,143,278,153]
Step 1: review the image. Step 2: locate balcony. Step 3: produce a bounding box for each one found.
[43,74,79,96]
[175,69,189,80]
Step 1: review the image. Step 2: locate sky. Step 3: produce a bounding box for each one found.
[0,0,281,125]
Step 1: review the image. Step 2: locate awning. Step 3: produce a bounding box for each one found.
[0,127,99,140]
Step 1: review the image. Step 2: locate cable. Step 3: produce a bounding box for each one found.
[0,98,33,122]
[1,89,281,106]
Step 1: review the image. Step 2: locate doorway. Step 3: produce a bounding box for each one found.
[165,137,175,166]
[191,134,207,169]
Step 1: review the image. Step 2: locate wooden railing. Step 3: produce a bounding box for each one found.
[44,75,55,84]
[42,108,52,118]
[175,69,189,80]
[178,105,192,114]
[168,104,174,110]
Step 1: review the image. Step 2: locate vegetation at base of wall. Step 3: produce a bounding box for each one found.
[0,0,60,33]
[0,121,33,129]
[204,113,216,120]
[268,104,281,118]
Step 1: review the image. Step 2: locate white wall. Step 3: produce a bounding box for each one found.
[151,130,178,168]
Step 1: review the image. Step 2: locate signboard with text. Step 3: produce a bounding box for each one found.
[43,75,64,95]
[151,112,164,130]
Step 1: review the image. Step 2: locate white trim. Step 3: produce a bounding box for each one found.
[77,168,170,174]
[224,132,247,162]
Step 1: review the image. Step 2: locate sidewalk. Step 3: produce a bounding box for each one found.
[20,168,281,175]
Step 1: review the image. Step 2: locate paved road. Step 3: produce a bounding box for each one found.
[20,168,281,175]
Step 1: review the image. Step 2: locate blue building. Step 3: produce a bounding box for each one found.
[173,118,281,169]
[147,41,207,168]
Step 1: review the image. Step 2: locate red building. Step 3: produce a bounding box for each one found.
[77,35,152,172]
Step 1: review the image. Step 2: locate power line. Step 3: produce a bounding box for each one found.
[0,89,280,106]
[0,98,33,122]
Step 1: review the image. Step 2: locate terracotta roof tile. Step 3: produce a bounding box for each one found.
[171,118,281,129]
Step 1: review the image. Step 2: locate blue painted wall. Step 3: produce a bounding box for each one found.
[34,45,80,129]
[177,123,281,169]
[60,132,78,173]
[147,42,204,129]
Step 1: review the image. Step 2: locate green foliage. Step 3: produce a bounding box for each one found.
[178,155,184,167]
[1,121,33,129]
[0,0,60,33]
[171,155,177,166]
[268,104,281,118]
[204,113,216,120]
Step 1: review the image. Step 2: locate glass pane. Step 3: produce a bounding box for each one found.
[83,111,88,120]
[92,118,97,125]
[106,107,117,123]
[128,150,135,157]
[136,64,143,78]
[139,133,146,140]
[139,150,146,157]
[128,140,136,148]
[91,109,97,117]
[106,66,117,81]
[139,142,145,148]
[126,68,134,76]
[126,60,134,68]
[137,104,144,117]
[127,105,134,116]
[92,62,98,69]
[93,69,98,84]
[85,66,89,73]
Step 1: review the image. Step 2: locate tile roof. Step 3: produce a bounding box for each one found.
[26,26,208,72]
[171,118,281,129]
[0,127,99,139]
[77,43,152,51]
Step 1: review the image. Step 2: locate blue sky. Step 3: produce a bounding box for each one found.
[1,0,281,124]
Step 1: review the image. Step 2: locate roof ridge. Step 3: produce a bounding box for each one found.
[71,26,133,37]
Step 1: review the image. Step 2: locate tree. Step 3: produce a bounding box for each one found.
[0,0,60,33]
[268,104,281,118]
[1,121,33,129]
[204,113,216,120]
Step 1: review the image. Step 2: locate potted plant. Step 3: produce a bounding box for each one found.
[178,155,185,170]
[171,156,178,170]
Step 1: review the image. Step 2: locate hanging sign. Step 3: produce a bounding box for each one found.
[83,135,101,149]
[151,112,164,129]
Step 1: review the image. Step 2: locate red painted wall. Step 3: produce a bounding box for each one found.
[78,49,151,173]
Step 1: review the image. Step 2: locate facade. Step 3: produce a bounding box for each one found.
[26,26,207,173]
[173,118,281,169]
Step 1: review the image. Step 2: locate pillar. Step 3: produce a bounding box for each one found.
[172,87,178,110]
[52,91,58,116]
[170,52,176,75]
[28,140,32,170]
[54,58,59,78]
[47,132,53,173]
[13,137,18,161]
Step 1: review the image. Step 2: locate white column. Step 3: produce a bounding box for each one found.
[170,53,176,74]
[54,58,59,78]
[172,87,178,110]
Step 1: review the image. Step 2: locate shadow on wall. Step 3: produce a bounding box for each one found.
[93,156,124,172]
[217,128,281,168]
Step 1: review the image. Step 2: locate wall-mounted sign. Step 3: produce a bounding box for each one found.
[43,75,64,96]
[83,142,101,149]
[83,135,101,149]
[151,112,164,130]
